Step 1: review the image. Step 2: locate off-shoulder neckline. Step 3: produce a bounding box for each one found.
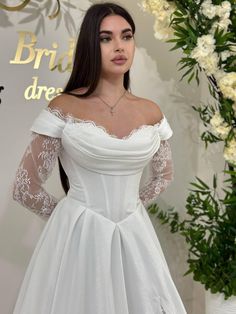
[45,107,165,141]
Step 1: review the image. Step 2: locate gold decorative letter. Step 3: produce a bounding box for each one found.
[57,38,75,72]
[24,76,39,100]
[10,31,36,65]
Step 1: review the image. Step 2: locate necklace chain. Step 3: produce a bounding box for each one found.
[97,90,126,116]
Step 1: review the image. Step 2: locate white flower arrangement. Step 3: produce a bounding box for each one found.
[201,0,232,33]
[141,0,236,165]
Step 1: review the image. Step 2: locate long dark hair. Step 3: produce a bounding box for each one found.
[58,2,136,194]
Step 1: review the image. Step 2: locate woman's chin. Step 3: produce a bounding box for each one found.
[102,67,131,77]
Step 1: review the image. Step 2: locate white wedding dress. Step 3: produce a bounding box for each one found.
[12,107,187,314]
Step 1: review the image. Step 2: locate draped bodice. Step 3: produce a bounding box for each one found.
[30,109,173,222]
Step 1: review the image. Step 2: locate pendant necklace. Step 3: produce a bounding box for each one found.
[97,90,126,116]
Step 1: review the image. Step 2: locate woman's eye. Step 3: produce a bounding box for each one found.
[100,37,111,43]
[123,34,133,40]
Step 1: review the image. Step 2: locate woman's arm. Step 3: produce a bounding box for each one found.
[12,133,62,221]
[139,140,174,208]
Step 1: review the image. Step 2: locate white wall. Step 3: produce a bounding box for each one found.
[0,0,213,313]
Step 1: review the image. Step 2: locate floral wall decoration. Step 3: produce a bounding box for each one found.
[140,0,236,299]
[0,0,78,35]
[0,0,83,101]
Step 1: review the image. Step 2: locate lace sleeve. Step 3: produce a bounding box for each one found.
[12,133,62,221]
[139,140,174,208]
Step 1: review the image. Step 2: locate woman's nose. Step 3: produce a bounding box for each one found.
[115,47,124,52]
[114,38,124,52]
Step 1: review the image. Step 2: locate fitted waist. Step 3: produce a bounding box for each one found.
[68,170,142,204]
[67,186,140,208]
[67,179,142,223]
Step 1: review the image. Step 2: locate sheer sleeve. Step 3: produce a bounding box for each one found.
[12,133,62,221]
[139,139,174,208]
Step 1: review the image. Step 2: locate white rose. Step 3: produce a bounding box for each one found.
[201,0,217,19]
[210,112,231,139]
[151,1,176,40]
[221,50,232,61]
[216,1,231,18]
[223,137,236,165]
[214,124,231,139]
[197,35,216,54]
[191,36,216,61]
[141,0,172,14]
[218,73,236,102]
[233,102,236,114]
[191,35,219,75]
[230,45,236,54]
[214,69,225,81]
[221,1,231,10]
[191,46,207,59]
[199,34,215,46]
[199,53,219,75]
[156,10,171,23]
[153,19,174,40]
[140,0,161,13]
[212,18,231,32]
[210,112,224,127]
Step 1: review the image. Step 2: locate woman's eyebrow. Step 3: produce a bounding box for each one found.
[99,28,132,35]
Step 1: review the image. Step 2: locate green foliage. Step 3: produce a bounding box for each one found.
[148,169,236,299]
[167,0,236,92]
[163,0,236,147]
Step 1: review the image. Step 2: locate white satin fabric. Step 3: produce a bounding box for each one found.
[13,109,187,314]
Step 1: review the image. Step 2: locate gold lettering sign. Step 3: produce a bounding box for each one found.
[8,31,76,100]
[10,31,75,72]
[24,76,63,101]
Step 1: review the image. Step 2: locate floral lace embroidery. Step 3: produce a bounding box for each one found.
[37,137,61,181]
[46,106,165,140]
[13,133,62,220]
[139,140,173,208]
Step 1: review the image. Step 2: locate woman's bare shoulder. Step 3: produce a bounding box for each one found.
[48,88,87,115]
[128,93,163,124]
[47,94,70,117]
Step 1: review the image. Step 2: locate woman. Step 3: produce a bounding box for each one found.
[12,2,187,313]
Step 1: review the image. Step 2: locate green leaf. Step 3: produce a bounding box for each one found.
[180,67,194,81]
[190,182,208,190]
[196,177,210,189]
[188,71,195,83]
[173,24,189,35]
[170,41,186,51]
[195,69,200,85]
[173,10,183,17]
[183,268,193,276]
[213,174,217,189]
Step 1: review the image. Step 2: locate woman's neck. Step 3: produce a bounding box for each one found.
[93,75,126,99]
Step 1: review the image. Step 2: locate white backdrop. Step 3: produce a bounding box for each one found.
[0,0,220,313]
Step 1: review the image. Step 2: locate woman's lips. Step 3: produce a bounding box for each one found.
[111,58,127,65]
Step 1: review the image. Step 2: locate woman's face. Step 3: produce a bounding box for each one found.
[99,14,135,78]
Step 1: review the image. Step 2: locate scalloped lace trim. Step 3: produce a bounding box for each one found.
[46,107,164,140]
